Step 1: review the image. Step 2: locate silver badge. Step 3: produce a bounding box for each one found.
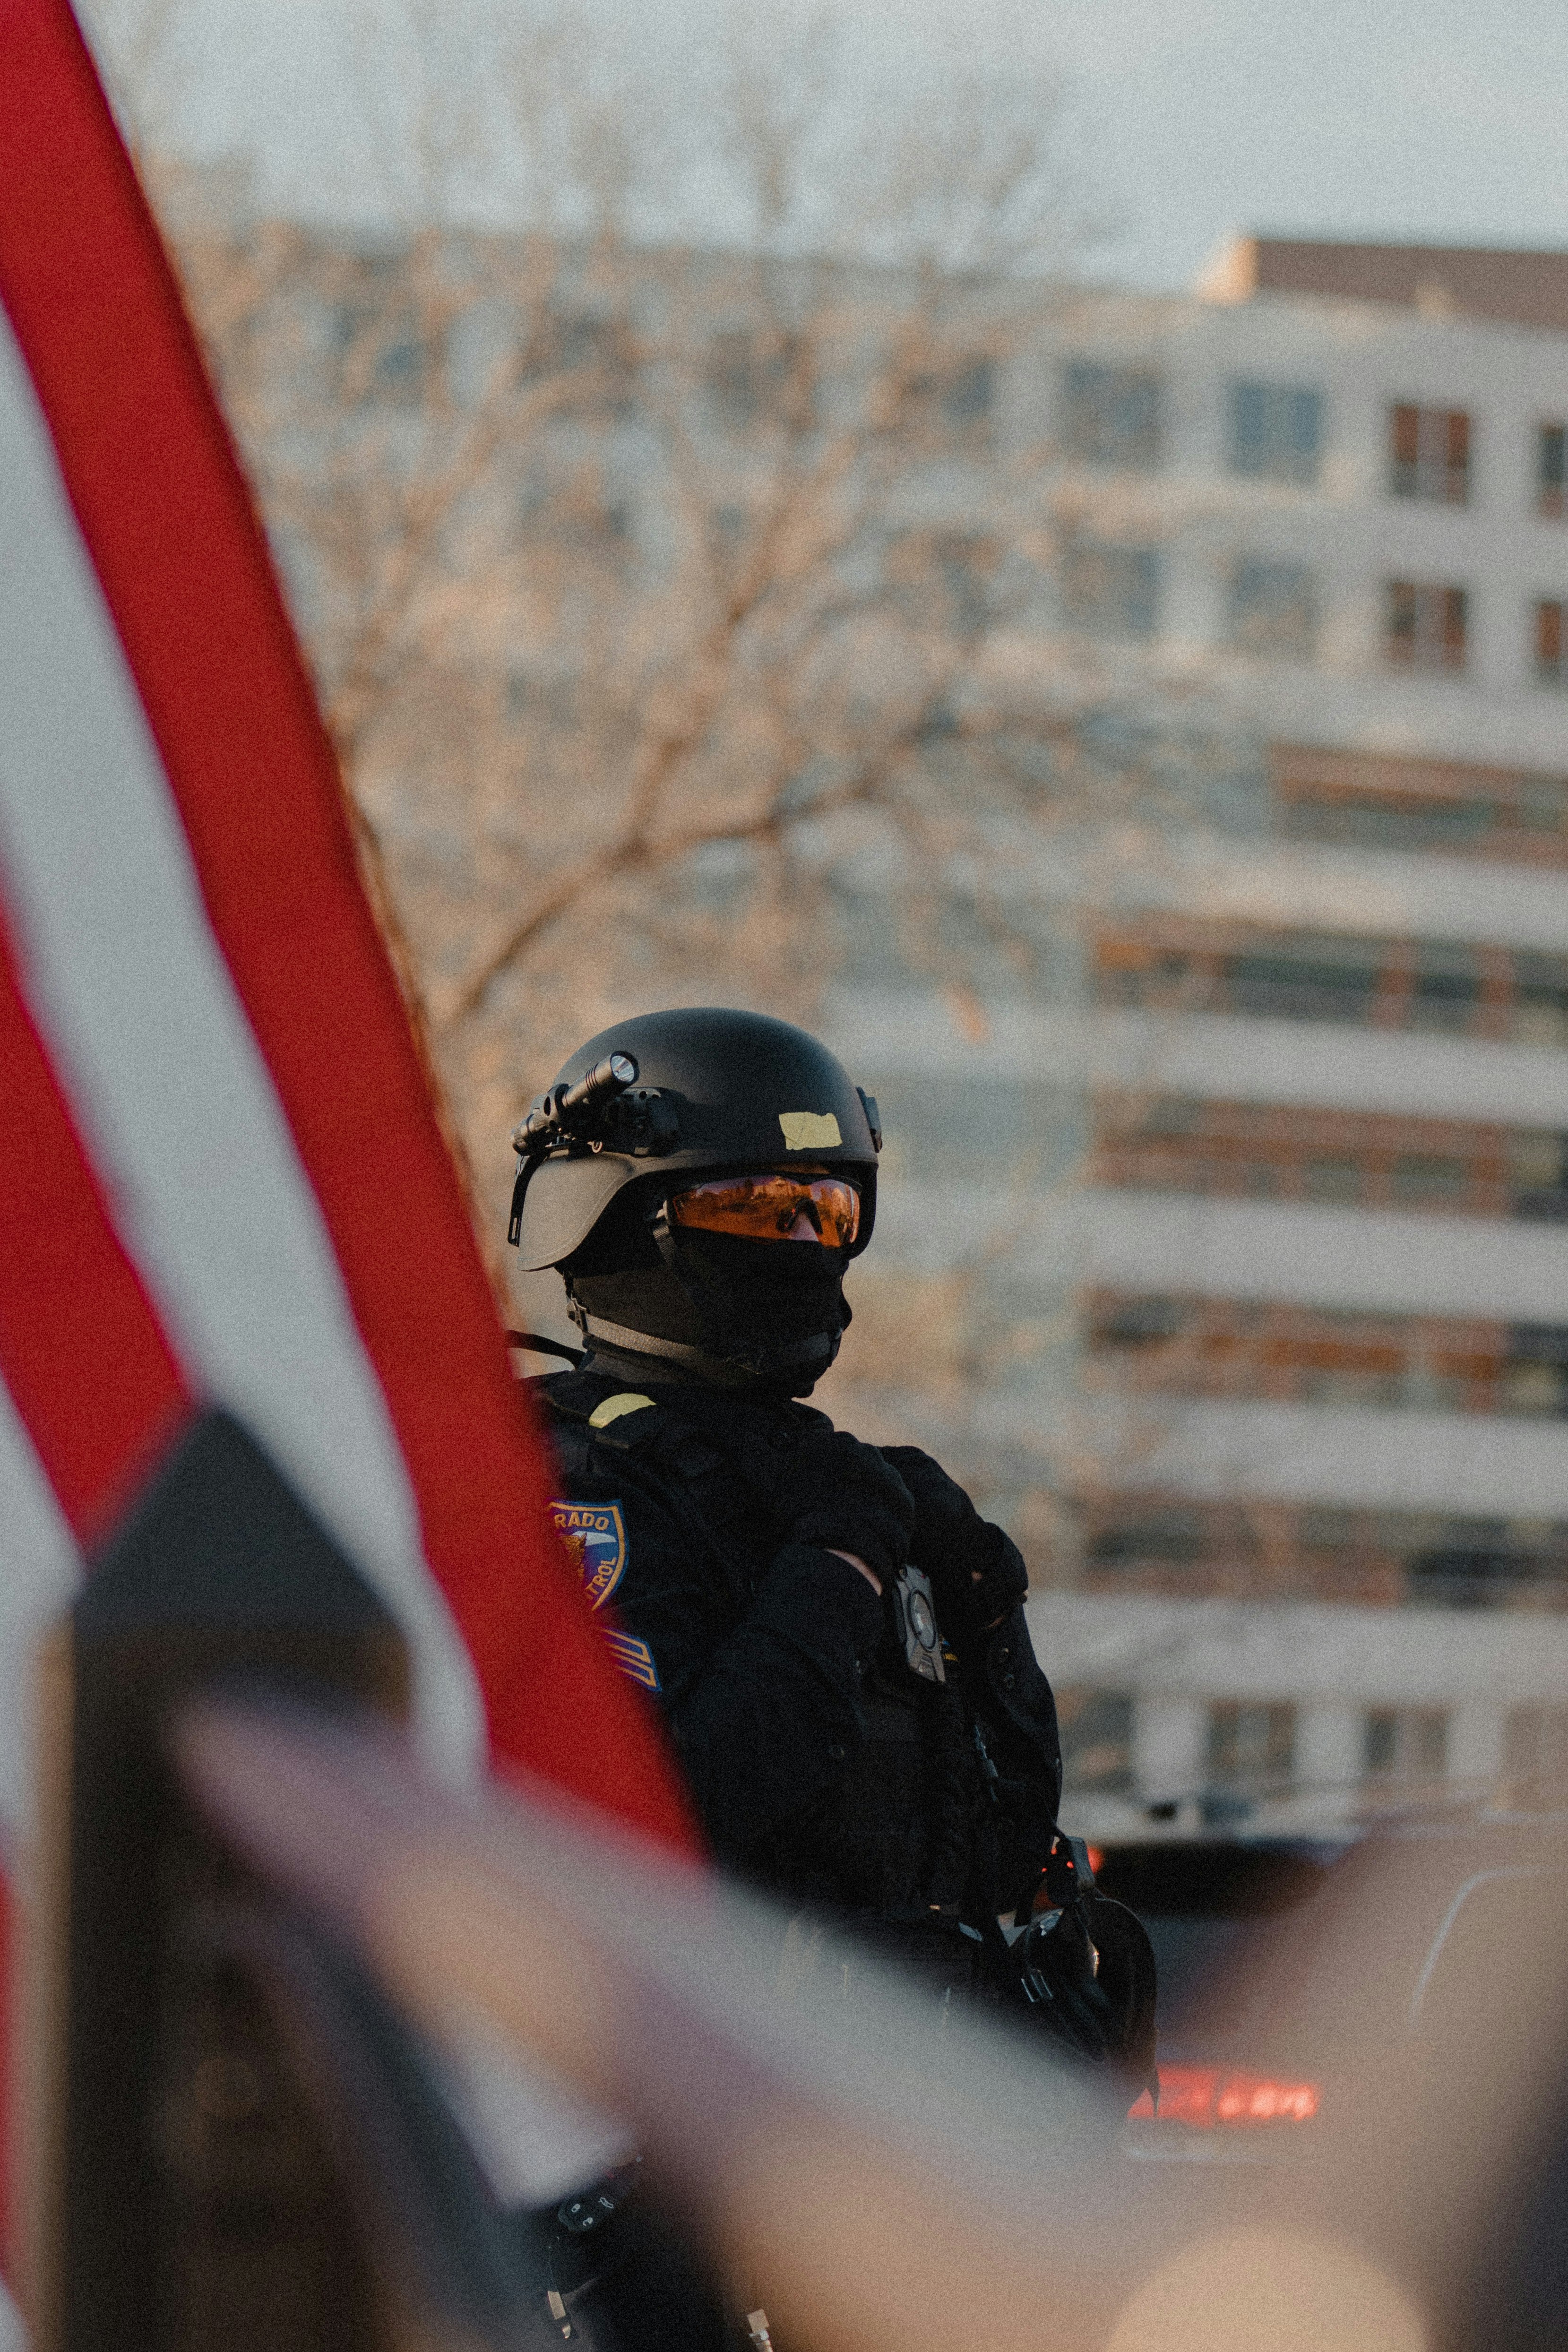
[893,1563,945,1684]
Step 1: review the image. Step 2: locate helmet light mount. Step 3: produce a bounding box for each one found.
[507,1052,682,1246]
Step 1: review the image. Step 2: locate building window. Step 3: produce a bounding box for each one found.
[1229,558,1317,658]
[939,356,996,428]
[1062,541,1161,638]
[1503,1702,1568,1788]
[1060,361,1163,469]
[330,300,434,407]
[1269,743,1568,867]
[1085,1506,1206,1570]
[1091,1289,1568,1411]
[1074,1495,1568,1609]
[885,528,999,639]
[1091,919,1568,1040]
[895,352,996,448]
[707,330,812,433]
[1256,1103,1552,1217]
[542,477,637,581]
[1386,579,1467,672]
[1537,599,1567,687]
[524,310,638,411]
[1539,423,1566,518]
[1389,403,1470,502]
[1363,1707,1447,1781]
[1229,381,1322,485]
[1083,1286,1568,1417]
[1058,1689,1136,1793]
[1207,1701,1295,1792]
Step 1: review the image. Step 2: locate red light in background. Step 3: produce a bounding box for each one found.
[1129,2066,1320,2127]
[1216,2072,1318,2123]
[1086,1844,1105,1876]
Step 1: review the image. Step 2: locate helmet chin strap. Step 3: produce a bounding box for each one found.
[570,1308,841,1391]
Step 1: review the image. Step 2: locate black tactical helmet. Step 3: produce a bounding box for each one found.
[509,1008,882,1391]
[511,1008,881,1268]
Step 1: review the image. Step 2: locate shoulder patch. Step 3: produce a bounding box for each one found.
[604,1628,662,1693]
[588,1391,656,1431]
[550,1499,628,1610]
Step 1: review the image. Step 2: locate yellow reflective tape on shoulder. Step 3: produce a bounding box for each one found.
[778,1111,841,1149]
[588,1392,657,1430]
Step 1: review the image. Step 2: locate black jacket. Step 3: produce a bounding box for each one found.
[535,1366,1063,1947]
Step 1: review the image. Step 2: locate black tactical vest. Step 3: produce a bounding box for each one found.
[537,1374,997,1937]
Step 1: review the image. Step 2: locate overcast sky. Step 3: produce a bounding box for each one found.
[88,0,1568,290]
[1055,0,1568,286]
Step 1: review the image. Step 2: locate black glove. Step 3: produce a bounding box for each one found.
[1084,1893,1160,2106]
[774,1429,915,1590]
[879,1446,1027,1640]
[1015,1904,1117,2059]
[1014,1894,1159,2109]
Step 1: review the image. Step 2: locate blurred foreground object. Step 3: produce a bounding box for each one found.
[176,1696,1131,2352]
[177,1697,1568,2352]
[23,1412,413,2350]
[23,1409,572,2352]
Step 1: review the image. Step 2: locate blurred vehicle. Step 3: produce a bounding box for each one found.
[1097,1806,1568,2169]
[1096,1836,1348,2159]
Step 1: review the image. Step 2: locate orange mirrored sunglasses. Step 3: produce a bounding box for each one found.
[670,1172,862,1249]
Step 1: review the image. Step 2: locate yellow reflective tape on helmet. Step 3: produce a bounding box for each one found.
[588,1392,656,1430]
[778,1111,841,1149]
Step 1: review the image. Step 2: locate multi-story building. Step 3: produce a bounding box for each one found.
[171,188,1568,1839]
[829,240,1568,1836]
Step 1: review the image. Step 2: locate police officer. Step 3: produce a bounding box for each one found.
[510,1006,1154,2090]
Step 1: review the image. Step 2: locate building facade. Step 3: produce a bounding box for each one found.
[827,240,1568,1836]
[170,192,1568,1839]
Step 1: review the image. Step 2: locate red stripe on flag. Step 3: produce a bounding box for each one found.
[0,0,697,1854]
[0,884,192,1540]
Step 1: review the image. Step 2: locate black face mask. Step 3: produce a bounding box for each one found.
[567,1220,852,1396]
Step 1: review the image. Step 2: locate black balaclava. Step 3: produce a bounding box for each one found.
[562,1176,852,1396]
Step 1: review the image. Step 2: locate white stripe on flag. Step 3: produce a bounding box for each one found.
[0,1379,79,1837]
[0,311,482,1783]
